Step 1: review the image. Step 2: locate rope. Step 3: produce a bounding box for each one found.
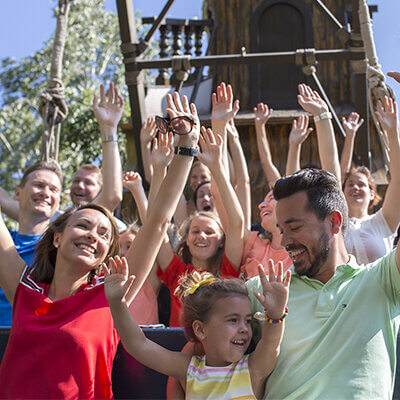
[38,78,68,125]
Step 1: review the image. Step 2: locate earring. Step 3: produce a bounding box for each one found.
[54,243,59,248]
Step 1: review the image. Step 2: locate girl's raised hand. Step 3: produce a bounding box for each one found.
[140,117,157,144]
[166,92,200,147]
[93,82,124,128]
[254,260,290,321]
[254,102,273,128]
[122,171,143,194]
[103,256,135,305]
[341,112,364,138]
[376,96,399,134]
[297,84,328,117]
[151,132,174,171]
[289,115,313,146]
[211,82,240,124]
[198,126,223,168]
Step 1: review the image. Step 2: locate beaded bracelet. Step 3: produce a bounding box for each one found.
[254,307,288,323]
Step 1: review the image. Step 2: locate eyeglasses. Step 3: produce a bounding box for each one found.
[155,115,196,135]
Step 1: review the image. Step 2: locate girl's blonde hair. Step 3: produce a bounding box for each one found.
[175,271,248,343]
[176,211,225,275]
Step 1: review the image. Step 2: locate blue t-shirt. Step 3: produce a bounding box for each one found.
[0,230,41,326]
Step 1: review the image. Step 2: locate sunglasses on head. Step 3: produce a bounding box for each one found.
[155,115,196,135]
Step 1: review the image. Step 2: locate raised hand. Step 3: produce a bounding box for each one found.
[123,171,143,193]
[103,256,135,305]
[297,84,328,117]
[211,82,240,124]
[254,261,290,320]
[151,132,174,170]
[376,96,399,134]
[166,92,200,147]
[140,117,157,144]
[341,112,364,137]
[93,82,124,129]
[388,71,400,84]
[289,115,313,146]
[254,102,273,127]
[198,126,223,169]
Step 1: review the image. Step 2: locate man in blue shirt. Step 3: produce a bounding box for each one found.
[0,160,62,325]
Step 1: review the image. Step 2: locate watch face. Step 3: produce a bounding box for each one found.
[175,147,198,157]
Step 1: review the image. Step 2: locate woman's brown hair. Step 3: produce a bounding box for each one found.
[176,211,225,276]
[31,204,120,284]
[175,271,248,343]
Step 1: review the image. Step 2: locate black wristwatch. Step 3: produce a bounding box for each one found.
[174,146,199,157]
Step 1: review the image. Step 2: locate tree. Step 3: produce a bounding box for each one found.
[0,0,155,208]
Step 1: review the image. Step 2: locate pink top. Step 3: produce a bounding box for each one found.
[157,253,239,327]
[240,231,292,280]
[0,266,119,400]
[128,279,159,325]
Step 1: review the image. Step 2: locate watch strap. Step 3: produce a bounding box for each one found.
[174,146,199,157]
[314,112,332,123]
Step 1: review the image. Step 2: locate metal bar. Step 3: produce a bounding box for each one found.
[129,49,352,70]
[312,0,345,30]
[141,0,175,52]
[116,0,146,174]
[310,71,347,138]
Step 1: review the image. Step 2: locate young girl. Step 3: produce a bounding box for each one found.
[104,257,290,399]
[155,127,245,326]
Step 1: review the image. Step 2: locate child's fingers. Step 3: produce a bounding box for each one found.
[284,270,291,287]
[276,261,283,283]
[182,95,190,114]
[257,264,269,289]
[173,92,184,112]
[267,259,276,282]
[123,275,136,294]
[102,263,110,277]
[108,257,117,274]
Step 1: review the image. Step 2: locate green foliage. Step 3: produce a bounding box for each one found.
[0,0,155,208]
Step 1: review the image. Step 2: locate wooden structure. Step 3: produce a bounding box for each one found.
[115,0,385,221]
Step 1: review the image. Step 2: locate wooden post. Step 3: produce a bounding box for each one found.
[350,0,370,168]
[116,0,146,173]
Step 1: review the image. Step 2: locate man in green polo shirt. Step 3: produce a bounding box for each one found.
[247,168,400,399]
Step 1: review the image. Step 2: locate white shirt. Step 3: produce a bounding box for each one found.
[345,208,395,265]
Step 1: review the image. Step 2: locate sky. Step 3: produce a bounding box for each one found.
[0,0,399,99]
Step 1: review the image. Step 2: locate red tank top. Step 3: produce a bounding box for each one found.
[0,265,119,399]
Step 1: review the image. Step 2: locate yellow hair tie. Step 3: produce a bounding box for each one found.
[187,278,215,295]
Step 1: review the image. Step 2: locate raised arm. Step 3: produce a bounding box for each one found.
[122,171,148,224]
[297,84,341,181]
[285,116,313,176]
[140,117,157,185]
[148,133,177,272]
[376,96,400,233]
[254,103,281,186]
[92,82,123,212]
[0,207,26,303]
[104,257,190,385]
[124,92,199,293]
[340,112,364,182]
[249,262,290,397]
[0,188,19,222]
[226,120,251,230]
[211,82,240,173]
[198,127,245,269]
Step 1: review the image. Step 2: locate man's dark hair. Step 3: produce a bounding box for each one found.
[273,168,348,234]
[19,160,63,188]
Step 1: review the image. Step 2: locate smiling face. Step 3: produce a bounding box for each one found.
[53,208,112,271]
[197,295,252,366]
[189,163,211,191]
[186,216,224,262]
[70,169,102,206]
[15,169,61,219]
[258,190,277,232]
[343,172,374,217]
[195,183,214,212]
[276,191,333,280]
